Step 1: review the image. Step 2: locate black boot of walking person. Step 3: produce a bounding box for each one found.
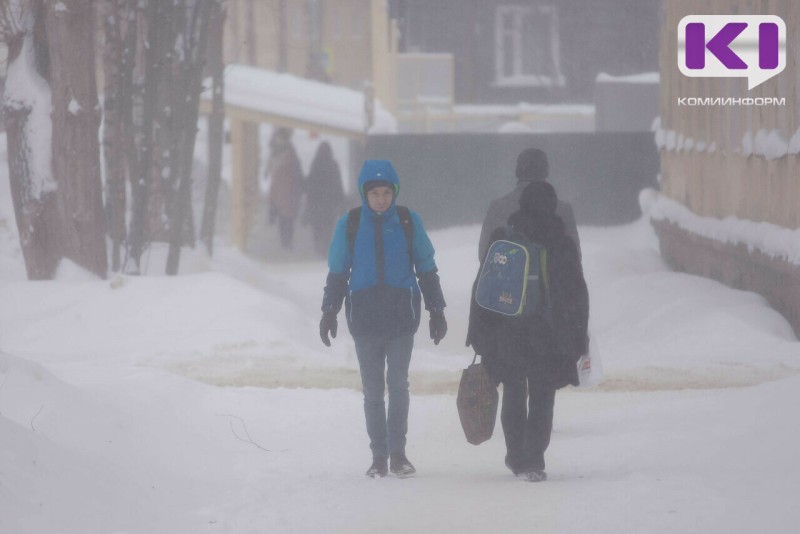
[390,453,416,478]
[366,456,388,478]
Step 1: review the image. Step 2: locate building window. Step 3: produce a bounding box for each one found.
[495,5,565,87]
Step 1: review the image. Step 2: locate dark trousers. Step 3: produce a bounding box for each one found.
[278,216,295,248]
[311,224,332,256]
[500,370,556,473]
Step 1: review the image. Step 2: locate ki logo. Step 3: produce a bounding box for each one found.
[678,15,786,89]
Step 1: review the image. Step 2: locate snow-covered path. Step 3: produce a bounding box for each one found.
[2,214,800,533]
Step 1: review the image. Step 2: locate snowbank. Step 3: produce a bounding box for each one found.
[653,117,800,159]
[2,152,800,531]
[643,189,800,266]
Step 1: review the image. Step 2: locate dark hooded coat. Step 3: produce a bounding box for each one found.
[478,183,580,262]
[304,142,344,234]
[268,143,303,220]
[467,181,589,389]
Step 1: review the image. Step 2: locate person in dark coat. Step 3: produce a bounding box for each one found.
[304,141,345,255]
[266,128,304,249]
[478,147,581,262]
[467,181,589,482]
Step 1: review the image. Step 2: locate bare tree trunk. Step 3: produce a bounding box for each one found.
[1,0,61,279]
[101,0,138,272]
[200,1,225,255]
[101,0,125,272]
[45,0,107,279]
[145,0,177,248]
[5,103,61,280]
[164,0,214,275]
[127,0,166,274]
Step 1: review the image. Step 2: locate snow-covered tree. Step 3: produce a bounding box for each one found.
[2,0,107,279]
[123,0,220,275]
[1,0,59,279]
[45,0,108,279]
[3,0,222,277]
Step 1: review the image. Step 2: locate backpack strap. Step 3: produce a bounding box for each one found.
[396,205,415,269]
[346,207,361,261]
[540,249,549,291]
[506,224,552,319]
[540,248,551,316]
[346,205,415,269]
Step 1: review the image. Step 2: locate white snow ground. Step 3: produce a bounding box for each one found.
[2,163,800,532]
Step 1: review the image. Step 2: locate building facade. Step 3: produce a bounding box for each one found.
[224,0,373,91]
[392,0,661,104]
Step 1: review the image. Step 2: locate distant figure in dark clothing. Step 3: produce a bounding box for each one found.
[266,128,304,249]
[467,181,589,482]
[479,148,581,262]
[304,141,345,255]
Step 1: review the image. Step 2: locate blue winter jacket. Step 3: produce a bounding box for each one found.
[322,160,445,338]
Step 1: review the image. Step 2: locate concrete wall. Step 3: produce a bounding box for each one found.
[364,132,659,229]
[595,80,660,132]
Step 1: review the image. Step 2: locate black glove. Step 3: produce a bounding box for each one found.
[429,311,447,345]
[319,312,338,347]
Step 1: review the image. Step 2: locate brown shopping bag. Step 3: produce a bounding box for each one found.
[456,354,498,445]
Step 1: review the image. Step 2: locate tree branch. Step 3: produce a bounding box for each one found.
[0,0,27,42]
[216,413,272,452]
[30,404,43,431]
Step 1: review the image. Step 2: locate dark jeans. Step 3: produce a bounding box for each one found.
[354,334,414,458]
[501,370,556,473]
[311,224,332,256]
[278,216,295,249]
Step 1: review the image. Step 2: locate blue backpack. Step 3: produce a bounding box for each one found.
[475,229,550,318]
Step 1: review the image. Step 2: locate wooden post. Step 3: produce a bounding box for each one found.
[230,118,260,250]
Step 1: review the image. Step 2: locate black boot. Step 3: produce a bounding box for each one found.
[390,453,416,478]
[504,455,524,477]
[523,470,547,482]
[365,456,388,478]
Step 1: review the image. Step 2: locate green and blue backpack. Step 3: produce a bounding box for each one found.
[475,228,550,319]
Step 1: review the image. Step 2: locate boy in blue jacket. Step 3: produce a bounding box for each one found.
[320,160,447,478]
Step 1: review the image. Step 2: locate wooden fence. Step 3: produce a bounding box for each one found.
[657,0,800,334]
[659,0,799,229]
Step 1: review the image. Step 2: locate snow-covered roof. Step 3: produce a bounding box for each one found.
[201,64,397,139]
[596,72,660,84]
